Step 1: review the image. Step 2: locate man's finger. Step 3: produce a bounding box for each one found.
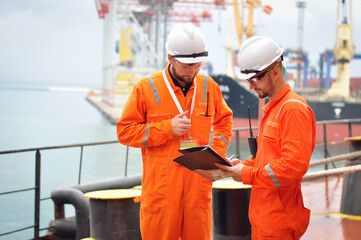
[176,110,189,119]
[230,159,241,166]
[215,163,231,171]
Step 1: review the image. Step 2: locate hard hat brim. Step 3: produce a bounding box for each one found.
[237,71,256,80]
[238,55,284,80]
[176,56,208,64]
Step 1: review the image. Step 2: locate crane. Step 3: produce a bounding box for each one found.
[295,0,306,88]
[223,0,271,78]
[229,0,272,126]
[95,0,110,19]
[327,0,354,99]
[232,0,272,47]
[93,0,222,107]
[223,0,272,78]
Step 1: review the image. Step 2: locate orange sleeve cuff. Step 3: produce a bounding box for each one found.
[164,119,174,139]
[241,165,252,185]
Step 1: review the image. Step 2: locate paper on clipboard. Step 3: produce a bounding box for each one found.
[173,145,232,181]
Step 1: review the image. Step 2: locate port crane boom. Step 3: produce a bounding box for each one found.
[327,0,354,99]
[232,0,272,47]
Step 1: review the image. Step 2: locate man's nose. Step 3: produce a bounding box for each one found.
[249,83,256,90]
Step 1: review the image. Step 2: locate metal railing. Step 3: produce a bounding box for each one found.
[0,141,120,240]
[0,118,360,239]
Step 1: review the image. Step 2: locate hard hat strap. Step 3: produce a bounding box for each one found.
[171,51,208,59]
[241,69,261,74]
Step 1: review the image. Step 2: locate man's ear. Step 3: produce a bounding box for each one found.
[272,65,282,79]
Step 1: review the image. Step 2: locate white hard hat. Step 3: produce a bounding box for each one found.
[237,36,284,80]
[165,23,208,64]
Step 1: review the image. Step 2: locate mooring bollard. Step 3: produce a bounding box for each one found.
[84,189,141,240]
[212,179,252,240]
[341,136,361,217]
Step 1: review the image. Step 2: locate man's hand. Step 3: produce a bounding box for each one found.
[215,161,244,182]
[172,111,191,136]
[229,159,242,166]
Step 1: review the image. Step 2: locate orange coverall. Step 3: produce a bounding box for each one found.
[241,84,316,239]
[117,64,233,240]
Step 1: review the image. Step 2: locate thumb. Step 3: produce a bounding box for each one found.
[177,110,189,119]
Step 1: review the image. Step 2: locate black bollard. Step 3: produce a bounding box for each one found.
[212,180,252,240]
[340,136,361,217]
[84,189,142,240]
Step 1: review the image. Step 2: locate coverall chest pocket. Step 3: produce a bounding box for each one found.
[262,121,281,154]
[147,113,174,123]
[195,102,213,145]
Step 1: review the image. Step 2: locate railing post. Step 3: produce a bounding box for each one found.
[78,146,84,184]
[348,122,353,153]
[34,150,41,240]
[125,146,129,176]
[235,130,240,158]
[323,123,328,170]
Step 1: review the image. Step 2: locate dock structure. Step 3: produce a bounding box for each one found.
[86,91,123,125]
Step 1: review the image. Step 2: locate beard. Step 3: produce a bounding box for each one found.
[257,92,267,99]
[255,75,271,99]
[173,69,196,86]
[254,88,268,99]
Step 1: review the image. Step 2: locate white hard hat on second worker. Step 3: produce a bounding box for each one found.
[238,36,284,80]
[165,23,208,64]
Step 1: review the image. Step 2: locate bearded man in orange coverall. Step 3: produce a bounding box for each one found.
[216,36,316,240]
[116,22,233,240]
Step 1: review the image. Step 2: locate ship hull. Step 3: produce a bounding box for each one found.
[212,74,361,121]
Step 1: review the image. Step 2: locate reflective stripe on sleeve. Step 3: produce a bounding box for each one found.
[143,123,150,147]
[213,135,229,147]
[146,75,161,104]
[265,163,282,187]
[275,99,307,120]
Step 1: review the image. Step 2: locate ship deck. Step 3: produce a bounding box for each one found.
[301,175,361,240]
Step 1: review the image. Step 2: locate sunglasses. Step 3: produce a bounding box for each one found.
[247,63,280,84]
[173,59,202,71]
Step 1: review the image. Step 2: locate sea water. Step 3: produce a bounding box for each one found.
[0,82,143,239]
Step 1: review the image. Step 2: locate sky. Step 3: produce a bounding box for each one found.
[0,0,360,88]
[201,0,361,78]
[0,0,103,87]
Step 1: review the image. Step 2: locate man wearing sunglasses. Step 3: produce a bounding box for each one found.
[117,22,233,239]
[216,36,316,239]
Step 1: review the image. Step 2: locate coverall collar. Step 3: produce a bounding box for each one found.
[261,84,291,114]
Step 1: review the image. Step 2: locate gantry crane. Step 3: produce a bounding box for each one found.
[327,0,354,99]
[94,0,222,107]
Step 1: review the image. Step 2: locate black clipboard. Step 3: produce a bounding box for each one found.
[173,145,231,181]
